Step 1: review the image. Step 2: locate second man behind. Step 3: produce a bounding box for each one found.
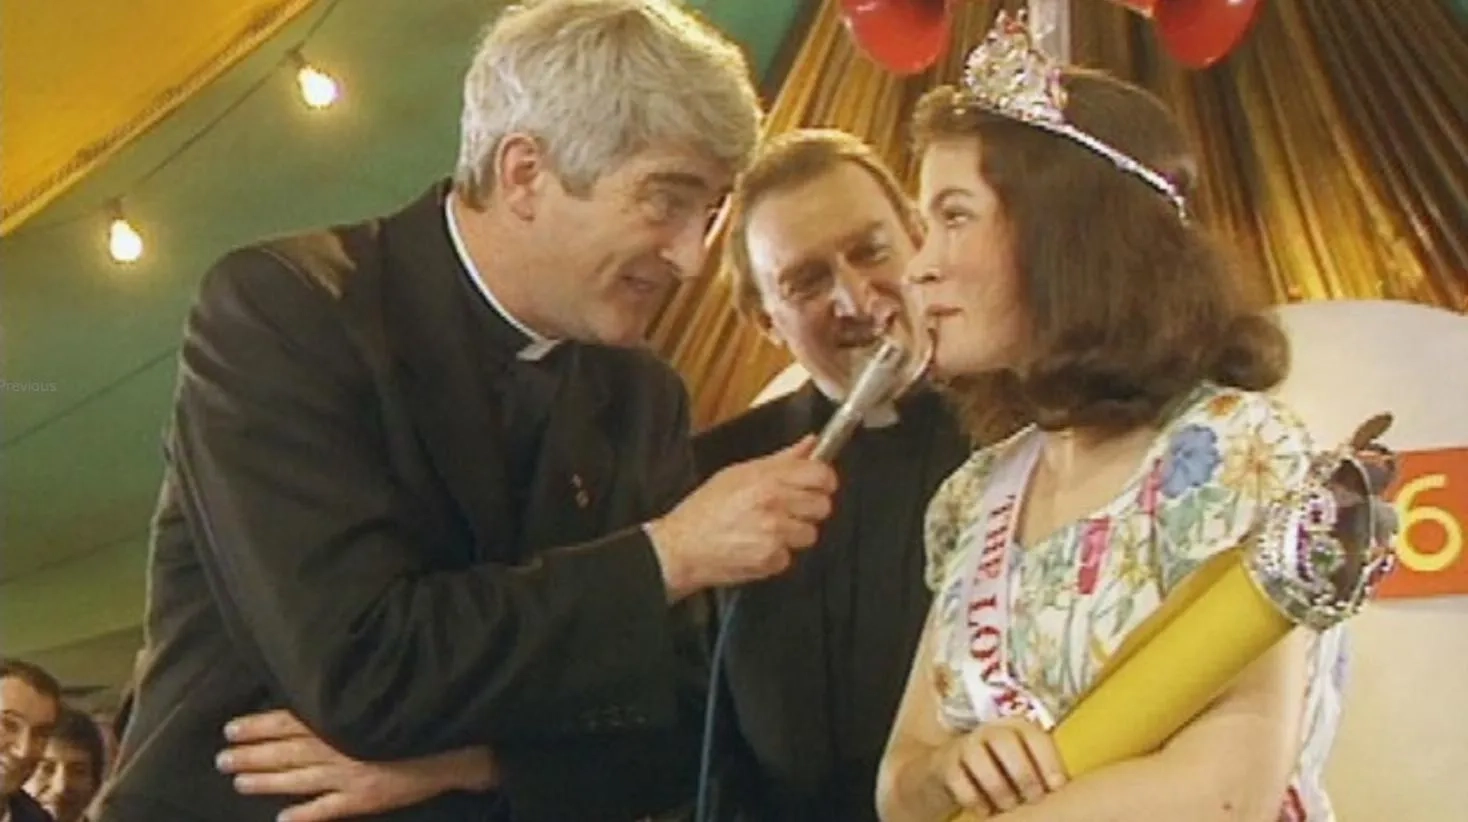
[698,129,971,822]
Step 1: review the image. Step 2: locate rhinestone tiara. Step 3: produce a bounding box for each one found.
[959,11,1189,221]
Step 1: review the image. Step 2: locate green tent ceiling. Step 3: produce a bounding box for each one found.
[0,0,808,695]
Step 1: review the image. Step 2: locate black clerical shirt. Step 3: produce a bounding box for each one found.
[695,384,971,821]
[446,201,568,538]
[456,267,565,512]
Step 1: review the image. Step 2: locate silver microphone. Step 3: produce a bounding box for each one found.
[812,333,931,463]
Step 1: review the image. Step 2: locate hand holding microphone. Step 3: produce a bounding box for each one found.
[648,436,837,600]
[648,286,933,600]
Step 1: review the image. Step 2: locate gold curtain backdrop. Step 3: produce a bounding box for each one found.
[651,0,1468,431]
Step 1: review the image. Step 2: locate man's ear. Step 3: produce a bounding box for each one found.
[495,133,547,221]
[751,306,786,347]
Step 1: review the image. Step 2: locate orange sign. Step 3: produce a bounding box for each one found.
[1377,447,1468,599]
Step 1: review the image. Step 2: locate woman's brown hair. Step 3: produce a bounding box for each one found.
[913,68,1287,442]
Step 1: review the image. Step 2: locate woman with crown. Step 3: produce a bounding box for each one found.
[874,13,1360,822]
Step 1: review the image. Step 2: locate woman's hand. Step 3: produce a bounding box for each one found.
[217,709,497,822]
[934,717,1068,816]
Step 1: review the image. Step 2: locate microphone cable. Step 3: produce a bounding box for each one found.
[692,328,926,822]
[694,589,741,822]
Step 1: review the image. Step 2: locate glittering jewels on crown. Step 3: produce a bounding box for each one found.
[1245,441,1400,632]
[956,11,1189,221]
[961,11,1068,126]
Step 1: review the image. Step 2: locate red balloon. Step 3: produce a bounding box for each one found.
[1153,0,1264,68]
[839,0,952,76]
[1107,0,1265,68]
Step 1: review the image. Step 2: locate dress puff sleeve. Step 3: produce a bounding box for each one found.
[1153,388,1316,594]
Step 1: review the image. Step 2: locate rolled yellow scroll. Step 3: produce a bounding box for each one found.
[1051,551,1289,777]
[947,550,1281,822]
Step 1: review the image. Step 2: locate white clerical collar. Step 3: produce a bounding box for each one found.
[811,379,900,429]
[443,196,560,361]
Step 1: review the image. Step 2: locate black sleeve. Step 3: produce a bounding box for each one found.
[693,412,765,481]
[171,248,680,760]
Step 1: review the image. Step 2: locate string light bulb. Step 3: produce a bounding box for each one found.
[289,50,340,109]
[106,201,144,263]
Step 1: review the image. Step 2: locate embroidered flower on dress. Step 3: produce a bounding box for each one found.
[925,449,1001,590]
[1031,633,1061,676]
[1077,517,1112,594]
[1161,424,1221,497]
[1207,391,1243,417]
[1115,543,1151,588]
[1139,459,1164,516]
[1221,425,1292,503]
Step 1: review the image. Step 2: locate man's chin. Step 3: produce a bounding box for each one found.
[46,799,81,821]
[592,309,656,348]
[588,325,645,349]
[834,347,873,379]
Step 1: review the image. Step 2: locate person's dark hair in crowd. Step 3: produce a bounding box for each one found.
[1,657,62,822]
[25,707,106,822]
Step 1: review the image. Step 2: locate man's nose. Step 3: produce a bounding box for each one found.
[830,263,875,318]
[665,217,708,281]
[10,727,35,756]
[53,767,80,795]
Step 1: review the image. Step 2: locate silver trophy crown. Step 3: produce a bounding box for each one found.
[1245,414,1401,632]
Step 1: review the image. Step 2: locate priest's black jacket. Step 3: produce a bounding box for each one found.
[99,184,708,822]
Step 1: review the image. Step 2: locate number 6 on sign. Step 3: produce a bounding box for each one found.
[1394,473,1463,574]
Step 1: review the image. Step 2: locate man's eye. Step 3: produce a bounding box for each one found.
[849,243,889,265]
[782,270,832,301]
[646,190,692,223]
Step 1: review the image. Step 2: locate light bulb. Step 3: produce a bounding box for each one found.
[108,217,144,263]
[296,64,340,109]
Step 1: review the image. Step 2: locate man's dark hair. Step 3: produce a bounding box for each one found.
[0,657,62,703]
[50,707,109,786]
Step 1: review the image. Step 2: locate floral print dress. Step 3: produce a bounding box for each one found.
[925,383,1345,821]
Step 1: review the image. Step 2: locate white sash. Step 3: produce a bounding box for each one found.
[954,430,1057,730]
